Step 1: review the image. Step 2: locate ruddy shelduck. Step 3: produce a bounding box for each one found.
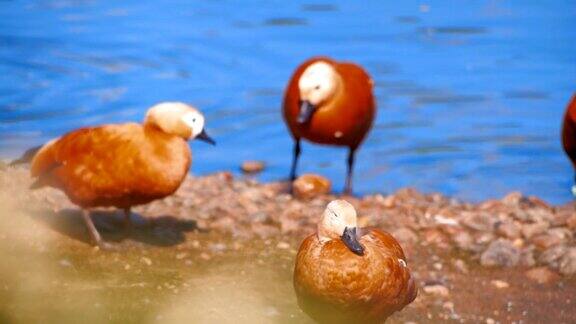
[27,102,215,247]
[561,94,576,195]
[283,57,376,194]
[294,200,417,323]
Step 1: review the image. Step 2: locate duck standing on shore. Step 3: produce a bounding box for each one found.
[561,94,576,196]
[24,102,215,247]
[282,57,376,194]
[293,200,417,323]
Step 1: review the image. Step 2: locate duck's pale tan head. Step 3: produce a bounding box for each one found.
[318,200,364,256]
[144,102,215,144]
[297,61,341,125]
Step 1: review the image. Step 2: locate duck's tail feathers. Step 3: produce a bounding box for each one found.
[9,145,43,166]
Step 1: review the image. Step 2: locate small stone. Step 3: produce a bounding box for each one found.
[566,214,576,230]
[452,230,475,251]
[524,208,554,224]
[251,211,270,223]
[276,241,290,250]
[382,195,395,208]
[491,280,510,289]
[532,234,562,250]
[496,221,521,239]
[519,248,536,267]
[539,245,567,266]
[511,238,525,248]
[141,257,152,266]
[222,171,234,181]
[559,248,576,275]
[434,215,459,226]
[176,252,188,260]
[423,284,449,297]
[550,212,569,227]
[525,267,560,284]
[549,227,573,242]
[526,196,551,209]
[209,243,227,253]
[241,161,265,174]
[200,252,211,260]
[521,222,549,239]
[453,259,469,274]
[486,318,495,324]
[477,232,496,245]
[480,239,520,267]
[423,228,448,246]
[502,191,523,206]
[292,174,331,199]
[433,262,443,270]
[462,212,495,232]
[479,199,501,210]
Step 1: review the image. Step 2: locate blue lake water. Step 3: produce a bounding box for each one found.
[0,0,575,204]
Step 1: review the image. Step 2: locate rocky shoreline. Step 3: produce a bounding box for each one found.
[1,165,575,277]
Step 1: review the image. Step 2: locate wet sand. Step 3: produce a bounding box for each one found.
[0,166,575,323]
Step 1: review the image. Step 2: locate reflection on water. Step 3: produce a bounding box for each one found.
[0,0,575,203]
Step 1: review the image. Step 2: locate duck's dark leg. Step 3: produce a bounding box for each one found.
[344,148,357,195]
[289,139,301,181]
[123,207,132,230]
[81,209,102,246]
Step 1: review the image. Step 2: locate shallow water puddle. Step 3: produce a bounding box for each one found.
[0,231,312,323]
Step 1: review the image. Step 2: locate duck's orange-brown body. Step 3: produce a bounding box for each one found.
[562,94,576,169]
[283,56,375,148]
[31,123,191,209]
[294,229,417,324]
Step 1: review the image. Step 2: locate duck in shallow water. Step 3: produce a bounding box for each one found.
[282,56,376,195]
[27,102,215,247]
[294,200,417,323]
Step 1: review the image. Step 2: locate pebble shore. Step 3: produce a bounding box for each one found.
[1,165,575,278]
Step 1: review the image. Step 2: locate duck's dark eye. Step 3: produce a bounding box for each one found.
[192,118,196,123]
[315,85,321,90]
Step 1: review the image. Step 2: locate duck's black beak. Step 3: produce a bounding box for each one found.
[341,227,364,256]
[297,100,316,125]
[196,129,216,145]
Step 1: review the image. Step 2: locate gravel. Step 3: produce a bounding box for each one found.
[2,167,575,276]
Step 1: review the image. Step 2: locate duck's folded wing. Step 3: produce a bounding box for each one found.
[30,125,141,190]
[369,229,418,308]
[369,229,407,260]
